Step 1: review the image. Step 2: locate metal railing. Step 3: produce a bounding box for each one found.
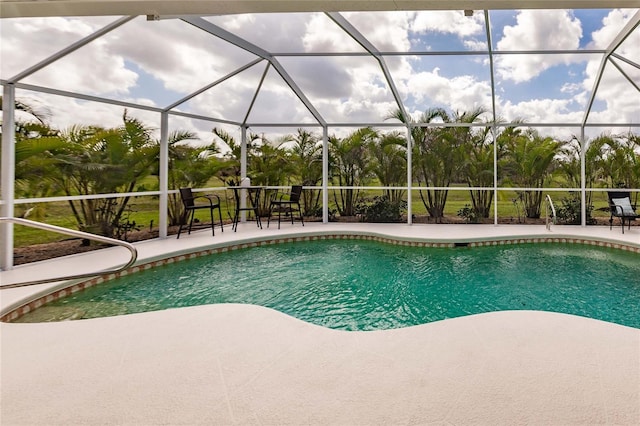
[545,195,557,231]
[0,217,137,289]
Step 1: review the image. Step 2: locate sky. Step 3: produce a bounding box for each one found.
[1,8,639,144]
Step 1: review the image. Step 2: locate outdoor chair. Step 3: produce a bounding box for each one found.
[607,190,638,234]
[268,185,304,229]
[177,187,224,238]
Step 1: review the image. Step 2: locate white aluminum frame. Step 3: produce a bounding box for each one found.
[1,7,639,270]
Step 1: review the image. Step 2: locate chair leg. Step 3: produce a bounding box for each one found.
[217,206,224,232]
[255,208,262,229]
[177,213,185,239]
[278,206,282,229]
[187,210,195,235]
[208,207,215,236]
[298,203,304,226]
[232,208,239,232]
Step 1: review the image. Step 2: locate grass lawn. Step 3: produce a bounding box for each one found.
[12,186,614,248]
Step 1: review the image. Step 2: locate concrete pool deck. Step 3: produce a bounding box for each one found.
[1,223,639,424]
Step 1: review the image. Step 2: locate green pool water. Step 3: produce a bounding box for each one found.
[17,240,640,330]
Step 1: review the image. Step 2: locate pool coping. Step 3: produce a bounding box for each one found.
[2,223,639,425]
[2,223,639,322]
[2,305,639,424]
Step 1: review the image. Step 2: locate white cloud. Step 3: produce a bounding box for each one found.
[0,17,112,78]
[1,17,140,96]
[411,11,484,38]
[588,9,635,49]
[560,82,582,93]
[303,13,368,52]
[2,9,637,137]
[404,68,492,114]
[582,9,640,124]
[495,10,582,83]
[342,12,413,52]
[108,18,258,95]
[498,97,583,123]
[464,39,488,51]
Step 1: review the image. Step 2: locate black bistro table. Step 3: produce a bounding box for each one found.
[229,185,263,232]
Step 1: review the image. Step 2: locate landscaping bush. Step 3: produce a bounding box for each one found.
[355,196,405,223]
[556,195,596,225]
[457,204,482,223]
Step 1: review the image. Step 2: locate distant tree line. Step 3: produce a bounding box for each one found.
[6,99,639,237]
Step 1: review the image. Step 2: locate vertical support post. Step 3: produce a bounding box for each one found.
[322,126,329,224]
[240,127,248,180]
[493,124,499,226]
[158,112,169,238]
[580,128,587,227]
[1,84,16,270]
[406,125,412,225]
[240,126,248,221]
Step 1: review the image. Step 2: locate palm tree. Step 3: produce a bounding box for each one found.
[464,125,495,219]
[557,135,607,209]
[329,127,376,216]
[289,129,323,216]
[153,130,225,226]
[212,127,265,186]
[368,130,406,203]
[390,107,484,221]
[4,97,61,212]
[47,111,158,236]
[501,128,561,218]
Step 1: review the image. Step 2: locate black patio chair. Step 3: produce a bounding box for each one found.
[177,187,224,239]
[268,185,304,229]
[607,190,638,234]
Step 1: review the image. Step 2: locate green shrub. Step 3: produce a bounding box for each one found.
[457,204,481,223]
[355,196,405,223]
[556,195,596,225]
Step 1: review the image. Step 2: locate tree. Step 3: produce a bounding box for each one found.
[557,135,604,210]
[501,128,561,218]
[368,130,406,203]
[390,107,484,221]
[48,111,158,236]
[600,133,639,191]
[464,125,495,219]
[289,129,323,216]
[5,97,63,218]
[213,128,261,186]
[153,130,224,226]
[329,127,375,216]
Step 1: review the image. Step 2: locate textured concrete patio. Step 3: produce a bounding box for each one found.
[1,223,639,424]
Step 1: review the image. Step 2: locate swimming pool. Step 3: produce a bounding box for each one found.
[15,238,640,329]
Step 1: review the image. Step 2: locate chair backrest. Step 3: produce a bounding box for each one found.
[289,185,303,203]
[608,191,637,216]
[179,187,195,208]
[607,191,631,205]
[608,191,632,210]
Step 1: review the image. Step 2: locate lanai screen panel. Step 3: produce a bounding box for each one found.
[0,16,118,78]
[205,13,367,54]
[278,55,398,125]
[343,10,489,53]
[1,7,638,131]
